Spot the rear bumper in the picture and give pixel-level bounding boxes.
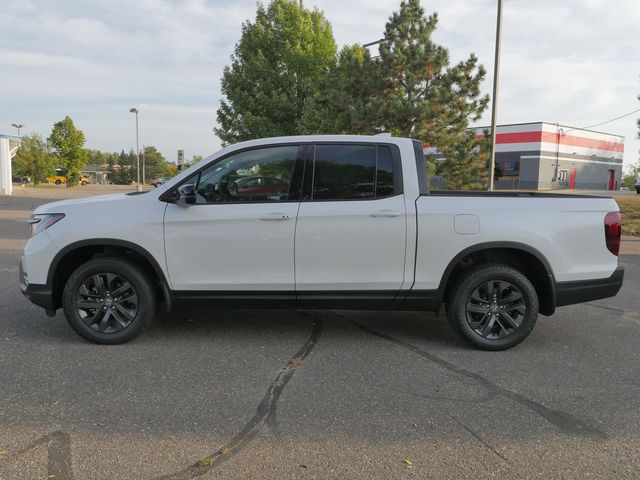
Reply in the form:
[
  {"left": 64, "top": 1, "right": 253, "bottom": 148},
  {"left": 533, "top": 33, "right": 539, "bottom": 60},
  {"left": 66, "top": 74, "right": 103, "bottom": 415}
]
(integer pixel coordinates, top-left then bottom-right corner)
[{"left": 555, "top": 266, "right": 624, "bottom": 307}]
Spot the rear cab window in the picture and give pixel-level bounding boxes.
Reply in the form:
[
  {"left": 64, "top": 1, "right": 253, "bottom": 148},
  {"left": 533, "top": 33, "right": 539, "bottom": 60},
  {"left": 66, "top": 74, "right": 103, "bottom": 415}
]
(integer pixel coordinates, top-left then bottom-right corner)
[{"left": 303, "top": 143, "right": 403, "bottom": 201}]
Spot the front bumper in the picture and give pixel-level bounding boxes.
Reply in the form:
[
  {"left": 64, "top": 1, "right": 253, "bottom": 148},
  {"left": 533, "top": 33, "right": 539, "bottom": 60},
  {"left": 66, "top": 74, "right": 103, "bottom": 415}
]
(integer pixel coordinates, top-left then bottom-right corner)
[
  {"left": 19, "top": 257, "right": 55, "bottom": 312},
  {"left": 555, "top": 266, "right": 625, "bottom": 307}
]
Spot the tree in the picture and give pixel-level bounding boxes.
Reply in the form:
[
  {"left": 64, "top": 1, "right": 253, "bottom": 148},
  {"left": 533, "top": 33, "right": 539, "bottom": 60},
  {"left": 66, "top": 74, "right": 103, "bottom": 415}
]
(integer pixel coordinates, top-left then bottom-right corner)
[
  {"left": 12, "top": 134, "right": 56, "bottom": 185},
  {"left": 48, "top": 116, "right": 88, "bottom": 186},
  {"left": 215, "top": 0, "right": 337, "bottom": 145},
  {"left": 164, "top": 162, "right": 178, "bottom": 178},
  {"left": 109, "top": 149, "right": 135, "bottom": 185},
  {"left": 300, "top": 44, "right": 381, "bottom": 134},
  {"left": 305, "top": 0, "right": 490, "bottom": 189},
  {"left": 143, "top": 146, "right": 166, "bottom": 181},
  {"left": 375, "top": 0, "right": 489, "bottom": 187}
]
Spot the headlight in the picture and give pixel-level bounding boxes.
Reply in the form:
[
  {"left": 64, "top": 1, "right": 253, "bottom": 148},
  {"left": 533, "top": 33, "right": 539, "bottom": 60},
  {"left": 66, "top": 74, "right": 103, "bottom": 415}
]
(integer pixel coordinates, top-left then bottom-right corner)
[{"left": 28, "top": 213, "right": 65, "bottom": 237}]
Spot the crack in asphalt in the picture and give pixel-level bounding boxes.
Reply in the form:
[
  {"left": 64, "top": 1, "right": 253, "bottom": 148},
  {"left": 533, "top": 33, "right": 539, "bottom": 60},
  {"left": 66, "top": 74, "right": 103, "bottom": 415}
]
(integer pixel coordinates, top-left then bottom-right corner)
[
  {"left": 152, "top": 316, "right": 324, "bottom": 480},
  {"left": 348, "top": 319, "right": 608, "bottom": 442},
  {"left": 450, "top": 416, "right": 510, "bottom": 463},
  {"left": 9, "top": 431, "right": 75, "bottom": 480},
  {"left": 586, "top": 302, "right": 640, "bottom": 321}
]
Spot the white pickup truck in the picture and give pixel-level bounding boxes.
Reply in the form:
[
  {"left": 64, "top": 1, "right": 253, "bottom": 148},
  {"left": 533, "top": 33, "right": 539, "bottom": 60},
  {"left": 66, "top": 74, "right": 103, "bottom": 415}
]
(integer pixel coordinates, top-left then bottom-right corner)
[{"left": 20, "top": 135, "right": 624, "bottom": 350}]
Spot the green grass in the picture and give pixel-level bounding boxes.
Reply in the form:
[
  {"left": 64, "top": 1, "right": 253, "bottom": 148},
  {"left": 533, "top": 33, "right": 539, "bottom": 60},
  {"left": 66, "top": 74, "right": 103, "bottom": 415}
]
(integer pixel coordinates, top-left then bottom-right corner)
[{"left": 615, "top": 195, "right": 640, "bottom": 236}]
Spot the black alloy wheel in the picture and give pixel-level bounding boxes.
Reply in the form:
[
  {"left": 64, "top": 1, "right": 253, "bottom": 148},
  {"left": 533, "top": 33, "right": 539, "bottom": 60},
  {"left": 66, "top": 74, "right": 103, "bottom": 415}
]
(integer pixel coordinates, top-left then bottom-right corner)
[
  {"left": 465, "top": 280, "right": 526, "bottom": 340},
  {"left": 62, "top": 257, "right": 156, "bottom": 344},
  {"left": 447, "top": 264, "right": 539, "bottom": 351},
  {"left": 75, "top": 273, "right": 139, "bottom": 333}
]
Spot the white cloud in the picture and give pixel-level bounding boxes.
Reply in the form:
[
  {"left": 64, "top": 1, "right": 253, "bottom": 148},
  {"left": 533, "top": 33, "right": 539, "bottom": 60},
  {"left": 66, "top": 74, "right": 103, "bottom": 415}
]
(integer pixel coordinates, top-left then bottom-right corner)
[{"left": 1, "top": 0, "right": 638, "bottom": 168}]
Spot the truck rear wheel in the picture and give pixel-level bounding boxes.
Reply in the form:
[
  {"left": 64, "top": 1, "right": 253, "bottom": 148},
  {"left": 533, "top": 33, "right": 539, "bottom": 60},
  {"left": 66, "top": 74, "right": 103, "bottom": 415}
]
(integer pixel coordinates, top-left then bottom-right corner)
[
  {"left": 62, "top": 257, "right": 157, "bottom": 344},
  {"left": 446, "top": 264, "right": 539, "bottom": 351}
]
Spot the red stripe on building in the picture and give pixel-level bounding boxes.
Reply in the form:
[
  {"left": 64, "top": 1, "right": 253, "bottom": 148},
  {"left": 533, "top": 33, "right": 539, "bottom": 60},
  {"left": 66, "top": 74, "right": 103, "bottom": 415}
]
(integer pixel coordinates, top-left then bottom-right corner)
[
  {"left": 473, "top": 130, "right": 623, "bottom": 152},
  {"left": 539, "top": 132, "right": 624, "bottom": 152}
]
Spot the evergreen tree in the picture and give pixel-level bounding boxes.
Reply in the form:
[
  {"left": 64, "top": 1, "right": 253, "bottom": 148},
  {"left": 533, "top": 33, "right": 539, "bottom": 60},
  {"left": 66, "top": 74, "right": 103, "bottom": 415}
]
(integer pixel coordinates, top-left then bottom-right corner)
[
  {"left": 47, "top": 116, "right": 88, "bottom": 186},
  {"left": 375, "top": 0, "right": 488, "bottom": 181},
  {"left": 215, "top": 0, "right": 337, "bottom": 144}
]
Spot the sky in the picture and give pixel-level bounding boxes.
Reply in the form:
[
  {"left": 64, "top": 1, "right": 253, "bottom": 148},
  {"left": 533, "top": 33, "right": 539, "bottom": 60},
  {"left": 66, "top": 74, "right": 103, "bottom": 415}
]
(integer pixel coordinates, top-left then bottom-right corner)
[{"left": 1, "top": 0, "right": 639, "bottom": 169}]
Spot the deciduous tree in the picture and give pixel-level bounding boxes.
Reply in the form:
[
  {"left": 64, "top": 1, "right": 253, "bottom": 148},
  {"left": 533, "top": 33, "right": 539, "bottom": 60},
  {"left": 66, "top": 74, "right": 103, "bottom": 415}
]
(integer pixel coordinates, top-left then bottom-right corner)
[
  {"left": 215, "top": 0, "right": 336, "bottom": 144},
  {"left": 12, "top": 134, "right": 56, "bottom": 185},
  {"left": 47, "top": 116, "right": 88, "bottom": 186}
]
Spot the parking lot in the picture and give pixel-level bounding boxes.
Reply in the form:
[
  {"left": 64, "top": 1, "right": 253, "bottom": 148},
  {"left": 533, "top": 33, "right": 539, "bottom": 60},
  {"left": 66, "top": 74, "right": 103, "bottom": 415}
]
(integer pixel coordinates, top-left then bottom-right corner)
[{"left": 1, "top": 187, "right": 639, "bottom": 479}]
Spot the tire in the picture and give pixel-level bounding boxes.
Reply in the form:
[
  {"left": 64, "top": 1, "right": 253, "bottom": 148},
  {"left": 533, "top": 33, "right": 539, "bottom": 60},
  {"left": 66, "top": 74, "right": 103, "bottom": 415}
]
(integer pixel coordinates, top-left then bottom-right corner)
[
  {"left": 81, "top": 181, "right": 87, "bottom": 186},
  {"left": 55, "top": 179, "right": 62, "bottom": 185},
  {"left": 62, "top": 257, "right": 157, "bottom": 344},
  {"left": 446, "top": 264, "right": 539, "bottom": 351}
]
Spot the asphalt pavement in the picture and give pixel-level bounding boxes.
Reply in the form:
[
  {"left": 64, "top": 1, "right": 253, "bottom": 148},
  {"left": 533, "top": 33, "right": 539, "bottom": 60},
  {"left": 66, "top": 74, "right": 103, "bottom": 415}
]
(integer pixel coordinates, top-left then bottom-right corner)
[{"left": 1, "top": 191, "right": 639, "bottom": 479}]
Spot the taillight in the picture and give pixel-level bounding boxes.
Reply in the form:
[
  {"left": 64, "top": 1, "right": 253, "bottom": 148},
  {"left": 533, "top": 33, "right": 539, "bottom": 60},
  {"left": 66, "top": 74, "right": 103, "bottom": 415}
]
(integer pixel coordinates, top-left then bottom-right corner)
[{"left": 604, "top": 212, "right": 621, "bottom": 256}]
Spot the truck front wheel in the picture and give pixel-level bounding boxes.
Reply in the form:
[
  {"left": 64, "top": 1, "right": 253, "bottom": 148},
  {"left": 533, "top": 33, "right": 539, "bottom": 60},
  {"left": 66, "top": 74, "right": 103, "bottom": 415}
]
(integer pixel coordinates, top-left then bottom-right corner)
[
  {"left": 62, "top": 257, "right": 157, "bottom": 344},
  {"left": 447, "top": 264, "right": 539, "bottom": 351}
]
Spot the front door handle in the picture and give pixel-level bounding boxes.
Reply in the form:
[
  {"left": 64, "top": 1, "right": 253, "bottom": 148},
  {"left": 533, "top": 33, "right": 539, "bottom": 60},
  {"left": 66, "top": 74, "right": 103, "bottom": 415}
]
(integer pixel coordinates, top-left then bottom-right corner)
[
  {"left": 369, "top": 210, "right": 402, "bottom": 218},
  {"left": 260, "top": 213, "right": 292, "bottom": 221}
]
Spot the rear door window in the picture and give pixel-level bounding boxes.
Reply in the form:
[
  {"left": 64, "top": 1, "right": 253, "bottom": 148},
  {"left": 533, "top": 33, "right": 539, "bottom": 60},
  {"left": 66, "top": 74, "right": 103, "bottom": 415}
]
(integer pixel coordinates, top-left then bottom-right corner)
[{"left": 307, "top": 144, "right": 401, "bottom": 201}]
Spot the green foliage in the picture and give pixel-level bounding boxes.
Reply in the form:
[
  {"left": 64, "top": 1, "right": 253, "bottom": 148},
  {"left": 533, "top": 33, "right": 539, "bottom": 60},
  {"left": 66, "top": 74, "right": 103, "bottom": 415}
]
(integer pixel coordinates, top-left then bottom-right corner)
[
  {"left": 623, "top": 161, "right": 640, "bottom": 190},
  {"left": 164, "top": 162, "right": 178, "bottom": 178},
  {"left": 106, "top": 149, "right": 136, "bottom": 185},
  {"left": 143, "top": 146, "right": 166, "bottom": 182},
  {"left": 12, "top": 133, "right": 56, "bottom": 185},
  {"left": 434, "top": 131, "right": 490, "bottom": 189},
  {"left": 320, "top": 0, "right": 489, "bottom": 189},
  {"left": 374, "top": 0, "right": 489, "bottom": 189},
  {"left": 215, "top": 0, "right": 337, "bottom": 144},
  {"left": 300, "top": 44, "right": 381, "bottom": 134},
  {"left": 48, "top": 116, "right": 88, "bottom": 186}
]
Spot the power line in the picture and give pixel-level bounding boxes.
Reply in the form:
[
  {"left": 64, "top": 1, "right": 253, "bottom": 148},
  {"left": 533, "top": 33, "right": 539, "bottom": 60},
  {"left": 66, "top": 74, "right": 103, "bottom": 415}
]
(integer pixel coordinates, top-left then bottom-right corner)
[{"left": 580, "top": 107, "right": 640, "bottom": 130}]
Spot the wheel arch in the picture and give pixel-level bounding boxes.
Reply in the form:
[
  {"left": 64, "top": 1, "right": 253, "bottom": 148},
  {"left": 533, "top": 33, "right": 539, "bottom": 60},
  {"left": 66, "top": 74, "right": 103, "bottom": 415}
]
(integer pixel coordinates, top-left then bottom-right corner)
[
  {"left": 438, "top": 242, "right": 556, "bottom": 316},
  {"left": 47, "top": 239, "right": 173, "bottom": 311}
]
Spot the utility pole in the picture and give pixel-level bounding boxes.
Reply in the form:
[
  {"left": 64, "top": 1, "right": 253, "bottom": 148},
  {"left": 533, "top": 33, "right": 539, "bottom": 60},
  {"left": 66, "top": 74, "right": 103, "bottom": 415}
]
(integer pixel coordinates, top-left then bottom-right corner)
[
  {"left": 488, "top": 0, "right": 503, "bottom": 191},
  {"left": 11, "top": 123, "right": 25, "bottom": 137},
  {"left": 129, "top": 108, "right": 142, "bottom": 191}
]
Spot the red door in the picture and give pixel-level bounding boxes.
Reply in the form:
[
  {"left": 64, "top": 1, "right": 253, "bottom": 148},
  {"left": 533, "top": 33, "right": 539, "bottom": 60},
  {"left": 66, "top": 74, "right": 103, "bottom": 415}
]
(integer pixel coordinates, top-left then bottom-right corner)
[
  {"left": 569, "top": 169, "right": 576, "bottom": 189},
  {"left": 608, "top": 170, "right": 615, "bottom": 191}
]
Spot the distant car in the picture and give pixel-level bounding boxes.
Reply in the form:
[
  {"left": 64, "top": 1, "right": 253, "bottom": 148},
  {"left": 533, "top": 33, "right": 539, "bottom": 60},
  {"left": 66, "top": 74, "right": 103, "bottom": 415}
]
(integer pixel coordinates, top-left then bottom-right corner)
[
  {"left": 12, "top": 175, "right": 30, "bottom": 184},
  {"left": 47, "top": 175, "right": 91, "bottom": 185},
  {"left": 635, "top": 177, "right": 640, "bottom": 194},
  {"left": 47, "top": 175, "right": 66, "bottom": 185},
  {"left": 620, "top": 186, "right": 629, "bottom": 191},
  {"left": 228, "top": 176, "right": 289, "bottom": 198},
  {"left": 153, "top": 177, "right": 171, "bottom": 188}
]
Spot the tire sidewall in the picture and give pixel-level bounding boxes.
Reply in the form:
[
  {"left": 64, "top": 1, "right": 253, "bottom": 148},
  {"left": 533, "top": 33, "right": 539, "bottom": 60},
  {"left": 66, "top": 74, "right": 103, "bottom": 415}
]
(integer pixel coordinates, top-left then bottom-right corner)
[
  {"left": 62, "top": 257, "right": 156, "bottom": 344},
  {"left": 448, "top": 265, "right": 539, "bottom": 351}
]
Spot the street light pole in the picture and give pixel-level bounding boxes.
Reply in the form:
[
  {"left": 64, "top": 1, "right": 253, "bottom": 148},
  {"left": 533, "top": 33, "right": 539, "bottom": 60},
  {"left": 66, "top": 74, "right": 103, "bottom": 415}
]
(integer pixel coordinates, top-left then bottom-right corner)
[
  {"left": 129, "top": 108, "right": 142, "bottom": 191},
  {"left": 11, "top": 123, "right": 25, "bottom": 137},
  {"left": 488, "top": 0, "right": 503, "bottom": 191}
]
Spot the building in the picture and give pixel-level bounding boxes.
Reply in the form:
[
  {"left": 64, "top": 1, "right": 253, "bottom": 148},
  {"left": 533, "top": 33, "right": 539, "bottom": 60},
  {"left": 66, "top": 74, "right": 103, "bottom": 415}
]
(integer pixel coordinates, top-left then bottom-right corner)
[
  {"left": 478, "top": 122, "right": 624, "bottom": 190},
  {"left": 0, "top": 133, "right": 22, "bottom": 195},
  {"left": 81, "top": 164, "right": 108, "bottom": 184}
]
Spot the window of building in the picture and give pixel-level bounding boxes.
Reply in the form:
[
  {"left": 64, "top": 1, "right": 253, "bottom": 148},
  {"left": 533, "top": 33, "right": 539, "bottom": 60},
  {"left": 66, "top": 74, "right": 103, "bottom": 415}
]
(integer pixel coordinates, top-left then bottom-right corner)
[{"left": 558, "top": 170, "right": 568, "bottom": 182}]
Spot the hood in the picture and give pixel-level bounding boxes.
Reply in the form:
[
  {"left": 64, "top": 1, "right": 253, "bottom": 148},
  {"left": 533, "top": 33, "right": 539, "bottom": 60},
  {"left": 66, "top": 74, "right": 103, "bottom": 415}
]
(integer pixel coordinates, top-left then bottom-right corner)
[{"left": 33, "top": 191, "right": 152, "bottom": 215}]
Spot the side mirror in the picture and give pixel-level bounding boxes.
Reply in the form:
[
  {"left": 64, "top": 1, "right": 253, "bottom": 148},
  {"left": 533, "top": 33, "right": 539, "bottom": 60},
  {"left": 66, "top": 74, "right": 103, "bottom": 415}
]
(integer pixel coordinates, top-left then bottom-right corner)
[{"left": 177, "top": 184, "right": 197, "bottom": 206}]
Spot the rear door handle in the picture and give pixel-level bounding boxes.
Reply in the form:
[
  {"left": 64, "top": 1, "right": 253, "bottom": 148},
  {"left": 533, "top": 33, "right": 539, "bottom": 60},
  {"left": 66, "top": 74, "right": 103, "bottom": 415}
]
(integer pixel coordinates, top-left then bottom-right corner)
[
  {"left": 260, "top": 213, "right": 292, "bottom": 221},
  {"left": 369, "top": 210, "right": 402, "bottom": 218}
]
